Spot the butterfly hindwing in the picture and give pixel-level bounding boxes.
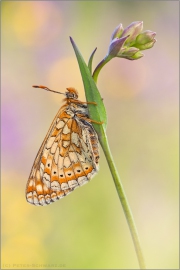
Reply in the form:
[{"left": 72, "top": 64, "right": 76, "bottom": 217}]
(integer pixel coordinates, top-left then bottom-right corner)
[{"left": 26, "top": 97, "right": 99, "bottom": 206}]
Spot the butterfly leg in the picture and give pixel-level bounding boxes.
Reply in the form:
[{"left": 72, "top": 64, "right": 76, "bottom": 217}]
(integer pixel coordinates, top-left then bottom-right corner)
[
  {"left": 88, "top": 118, "right": 104, "bottom": 125},
  {"left": 70, "top": 99, "right": 97, "bottom": 105},
  {"left": 77, "top": 114, "right": 103, "bottom": 125}
]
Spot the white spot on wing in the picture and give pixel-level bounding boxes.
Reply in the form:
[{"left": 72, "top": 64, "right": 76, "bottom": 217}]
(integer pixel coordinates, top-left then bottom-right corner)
[
  {"left": 51, "top": 141, "right": 58, "bottom": 154},
  {"left": 64, "top": 156, "right": 71, "bottom": 168},
  {"left": 63, "top": 124, "right": 70, "bottom": 134},
  {"left": 82, "top": 128, "right": 88, "bottom": 142},
  {"left": 69, "top": 152, "right": 78, "bottom": 163},
  {"left": 71, "top": 132, "right": 79, "bottom": 146},
  {"left": 43, "top": 173, "right": 50, "bottom": 188},
  {"left": 45, "top": 195, "right": 51, "bottom": 204},
  {"left": 56, "top": 120, "right": 65, "bottom": 129},
  {"left": 46, "top": 136, "right": 55, "bottom": 149},
  {"left": 58, "top": 155, "right": 64, "bottom": 169},
  {"left": 27, "top": 192, "right": 33, "bottom": 203},
  {"left": 69, "top": 145, "right": 74, "bottom": 151},
  {"left": 68, "top": 180, "right": 78, "bottom": 189},
  {"left": 36, "top": 170, "right": 41, "bottom": 180},
  {"left": 66, "top": 110, "right": 74, "bottom": 117},
  {"left": 63, "top": 140, "right": 70, "bottom": 148},
  {"left": 80, "top": 138, "right": 88, "bottom": 152},
  {"left": 51, "top": 192, "right": 58, "bottom": 201},
  {"left": 39, "top": 196, "right": 46, "bottom": 206},
  {"left": 36, "top": 184, "right": 43, "bottom": 192},
  {"left": 33, "top": 191, "right": 39, "bottom": 205},
  {"left": 28, "top": 179, "right": 34, "bottom": 187},
  {"left": 42, "top": 148, "right": 49, "bottom": 159},
  {"left": 51, "top": 181, "right": 61, "bottom": 191},
  {"left": 61, "top": 182, "right": 69, "bottom": 190},
  {"left": 40, "top": 163, "right": 44, "bottom": 177},
  {"left": 77, "top": 153, "right": 86, "bottom": 162}
]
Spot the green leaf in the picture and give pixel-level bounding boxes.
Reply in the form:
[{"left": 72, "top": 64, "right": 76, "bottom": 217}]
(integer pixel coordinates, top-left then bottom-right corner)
[
  {"left": 70, "top": 37, "right": 107, "bottom": 135},
  {"left": 88, "top": 47, "right": 97, "bottom": 74}
]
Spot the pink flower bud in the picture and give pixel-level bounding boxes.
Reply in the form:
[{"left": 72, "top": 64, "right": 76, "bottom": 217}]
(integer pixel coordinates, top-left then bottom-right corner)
[
  {"left": 108, "top": 36, "right": 129, "bottom": 57},
  {"left": 121, "top": 21, "right": 143, "bottom": 44},
  {"left": 111, "top": 24, "right": 124, "bottom": 40}
]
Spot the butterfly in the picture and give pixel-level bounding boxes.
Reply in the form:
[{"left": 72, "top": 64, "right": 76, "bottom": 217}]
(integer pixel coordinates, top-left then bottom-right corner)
[{"left": 26, "top": 85, "right": 102, "bottom": 206}]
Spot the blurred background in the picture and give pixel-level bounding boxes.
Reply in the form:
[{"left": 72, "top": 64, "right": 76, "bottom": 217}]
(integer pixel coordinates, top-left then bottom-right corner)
[{"left": 1, "top": 1, "right": 179, "bottom": 269}]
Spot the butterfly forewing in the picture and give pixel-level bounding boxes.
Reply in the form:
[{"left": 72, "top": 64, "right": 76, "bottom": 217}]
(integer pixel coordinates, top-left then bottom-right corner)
[{"left": 26, "top": 89, "right": 99, "bottom": 206}]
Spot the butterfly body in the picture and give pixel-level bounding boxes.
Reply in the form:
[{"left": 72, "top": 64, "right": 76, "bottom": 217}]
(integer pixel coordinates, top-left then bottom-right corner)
[{"left": 26, "top": 87, "right": 100, "bottom": 206}]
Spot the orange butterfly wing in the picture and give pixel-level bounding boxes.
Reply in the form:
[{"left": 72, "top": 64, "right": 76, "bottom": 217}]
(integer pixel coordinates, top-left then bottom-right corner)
[{"left": 26, "top": 105, "right": 99, "bottom": 206}]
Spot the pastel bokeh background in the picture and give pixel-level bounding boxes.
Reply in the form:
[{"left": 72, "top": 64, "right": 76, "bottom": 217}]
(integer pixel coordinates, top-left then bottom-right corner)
[{"left": 1, "top": 1, "right": 179, "bottom": 269}]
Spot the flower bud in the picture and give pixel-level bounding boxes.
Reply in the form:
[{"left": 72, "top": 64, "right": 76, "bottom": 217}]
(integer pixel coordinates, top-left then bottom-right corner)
[
  {"left": 121, "top": 21, "right": 143, "bottom": 44},
  {"left": 111, "top": 23, "right": 124, "bottom": 40},
  {"left": 135, "top": 39, "right": 156, "bottom": 50},
  {"left": 136, "top": 30, "right": 156, "bottom": 45},
  {"left": 108, "top": 36, "right": 129, "bottom": 58},
  {"left": 119, "top": 47, "right": 140, "bottom": 57},
  {"left": 127, "top": 51, "right": 144, "bottom": 60},
  {"left": 106, "top": 21, "right": 156, "bottom": 61}
]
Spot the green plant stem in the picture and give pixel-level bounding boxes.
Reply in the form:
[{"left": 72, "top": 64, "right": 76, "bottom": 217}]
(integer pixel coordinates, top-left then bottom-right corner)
[
  {"left": 99, "top": 128, "right": 146, "bottom": 269},
  {"left": 92, "top": 55, "right": 112, "bottom": 83},
  {"left": 70, "top": 36, "right": 146, "bottom": 268}
]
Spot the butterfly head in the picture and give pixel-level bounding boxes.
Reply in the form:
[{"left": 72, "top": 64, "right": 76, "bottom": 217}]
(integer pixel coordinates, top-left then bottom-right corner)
[{"left": 66, "top": 87, "right": 78, "bottom": 100}]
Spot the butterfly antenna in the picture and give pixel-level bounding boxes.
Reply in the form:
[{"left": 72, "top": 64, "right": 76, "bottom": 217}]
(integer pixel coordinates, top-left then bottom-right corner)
[{"left": 32, "top": 85, "right": 65, "bottom": 95}]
